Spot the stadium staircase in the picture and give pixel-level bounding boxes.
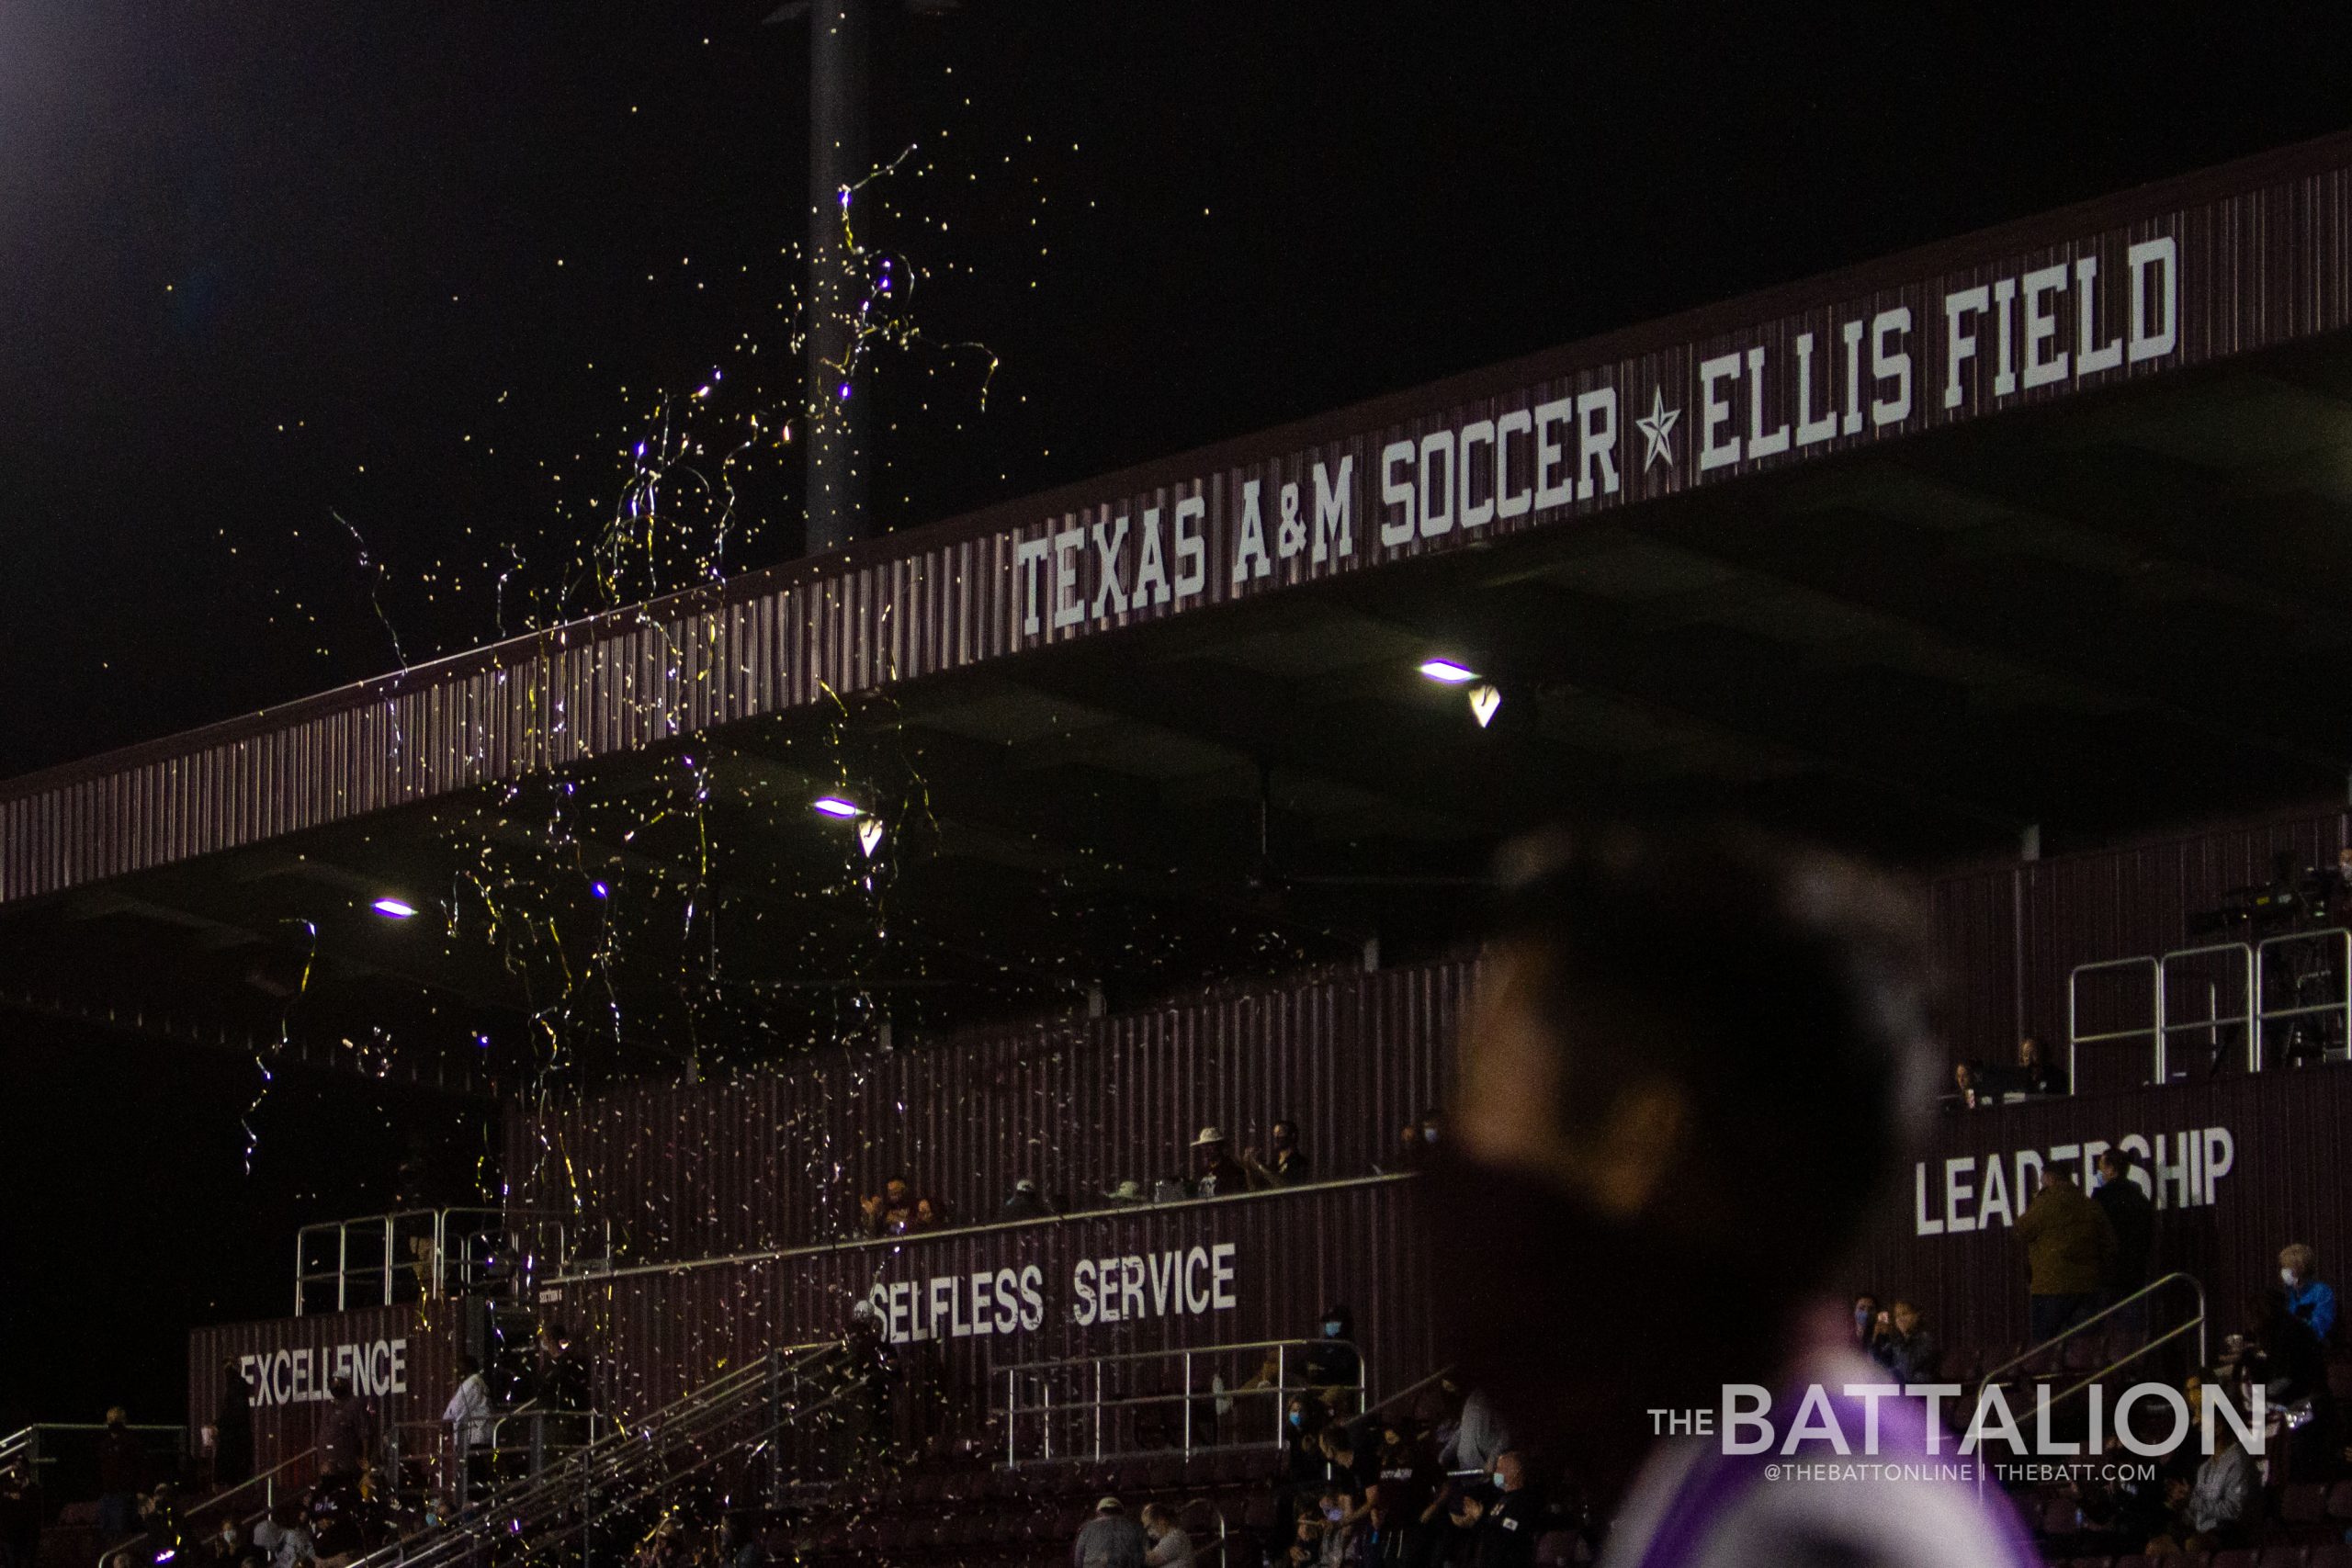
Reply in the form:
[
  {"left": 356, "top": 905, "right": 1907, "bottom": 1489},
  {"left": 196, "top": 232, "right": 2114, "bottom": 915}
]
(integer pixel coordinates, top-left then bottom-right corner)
[{"left": 354, "top": 1343, "right": 854, "bottom": 1568}]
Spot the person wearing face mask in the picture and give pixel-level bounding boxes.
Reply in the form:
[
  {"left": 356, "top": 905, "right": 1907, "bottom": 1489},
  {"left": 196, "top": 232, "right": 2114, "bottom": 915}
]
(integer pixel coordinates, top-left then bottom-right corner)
[
  {"left": 1140, "top": 1504, "right": 1193, "bottom": 1568},
  {"left": 2278, "top": 1243, "right": 2337, "bottom": 1340},
  {"left": 1285, "top": 1394, "right": 1336, "bottom": 1485},
  {"left": 1474, "top": 1453, "right": 1543, "bottom": 1568},
  {"left": 1305, "top": 1307, "right": 1363, "bottom": 1412},
  {"left": 1423, "top": 821, "right": 2040, "bottom": 1568},
  {"left": 1242, "top": 1118, "right": 1310, "bottom": 1188},
  {"left": 1396, "top": 1111, "right": 1443, "bottom": 1172},
  {"left": 1365, "top": 1420, "right": 1437, "bottom": 1552},
  {"left": 1848, "top": 1292, "right": 1881, "bottom": 1349}
]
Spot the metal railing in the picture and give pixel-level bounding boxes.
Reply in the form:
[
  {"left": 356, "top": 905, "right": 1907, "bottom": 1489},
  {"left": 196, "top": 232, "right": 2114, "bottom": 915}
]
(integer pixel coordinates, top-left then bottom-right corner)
[
  {"left": 0, "top": 1423, "right": 187, "bottom": 1493},
  {"left": 353, "top": 1340, "right": 842, "bottom": 1568},
  {"left": 2067, "top": 954, "right": 2158, "bottom": 1094},
  {"left": 2069, "top": 931, "right": 2352, "bottom": 1089},
  {"left": 295, "top": 1208, "right": 606, "bottom": 1315},
  {"left": 2256, "top": 929, "right": 2352, "bottom": 1070},
  {"left": 1974, "top": 1271, "right": 2208, "bottom": 1421},
  {"left": 96, "top": 1447, "right": 319, "bottom": 1568},
  {"left": 2157, "top": 942, "right": 2255, "bottom": 1080},
  {"left": 994, "top": 1337, "right": 1367, "bottom": 1467},
  {"left": 1365, "top": 1364, "right": 1454, "bottom": 1424}
]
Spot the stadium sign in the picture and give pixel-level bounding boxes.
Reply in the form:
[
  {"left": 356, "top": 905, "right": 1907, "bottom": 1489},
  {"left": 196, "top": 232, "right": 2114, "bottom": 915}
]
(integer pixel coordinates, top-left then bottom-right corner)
[
  {"left": 237, "top": 1334, "right": 411, "bottom": 1407},
  {"left": 1012, "top": 221, "right": 2181, "bottom": 643},
  {"left": 858, "top": 1242, "right": 1244, "bottom": 1346},
  {"left": 1912, "top": 1122, "right": 2233, "bottom": 1236}
]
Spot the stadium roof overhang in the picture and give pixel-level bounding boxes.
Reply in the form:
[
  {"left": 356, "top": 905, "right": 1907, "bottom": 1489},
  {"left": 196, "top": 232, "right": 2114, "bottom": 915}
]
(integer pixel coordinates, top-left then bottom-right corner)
[{"left": 12, "top": 132, "right": 2352, "bottom": 1093}]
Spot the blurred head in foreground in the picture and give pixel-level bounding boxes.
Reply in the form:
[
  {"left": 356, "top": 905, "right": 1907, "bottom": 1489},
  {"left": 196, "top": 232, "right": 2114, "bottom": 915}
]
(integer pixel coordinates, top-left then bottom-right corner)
[{"left": 1424, "top": 820, "right": 1933, "bottom": 1492}]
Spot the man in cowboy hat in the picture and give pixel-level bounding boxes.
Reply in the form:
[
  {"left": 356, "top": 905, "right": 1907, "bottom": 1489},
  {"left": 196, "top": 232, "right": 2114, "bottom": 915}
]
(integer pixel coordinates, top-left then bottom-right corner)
[{"left": 1187, "top": 1127, "right": 1250, "bottom": 1197}]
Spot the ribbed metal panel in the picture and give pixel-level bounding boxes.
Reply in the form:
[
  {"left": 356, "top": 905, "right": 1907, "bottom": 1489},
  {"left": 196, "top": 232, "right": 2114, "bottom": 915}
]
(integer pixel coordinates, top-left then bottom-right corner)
[
  {"left": 1856, "top": 1062, "right": 2352, "bottom": 1356},
  {"left": 187, "top": 1303, "right": 459, "bottom": 1484},
  {"left": 1929, "top": 805, "right": 2352, "bottom": 1088},
  {"left": 551, "top": 1177, "right": 1431, "bottom": 1429},
  {"left": 508, "top": 959, "right": 1469, "bottom": 1267},
  {"left": 14, "top": 137, "right": 2352, "bottom": 901}
]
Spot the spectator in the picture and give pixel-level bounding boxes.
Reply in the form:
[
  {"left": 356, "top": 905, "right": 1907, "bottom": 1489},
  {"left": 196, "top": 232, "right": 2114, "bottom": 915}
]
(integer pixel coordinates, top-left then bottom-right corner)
[
  {"left": 1871, "top": 1301, "right": 1939, "bottom": 1385},
  {"left": 1423, "top": 823, "right": 2038, "bottom": 1568},
  {"left": 2014, "top": 1034, "right": 2067, "bottom": 1096},
  {"left": 1951, "top": 1060, "right": 1992, "bottom": 1110},
  {"left": 1284, "top": 1506, "right": 1333, "bottom": 1568},
  {"left": 841, "top": 1300, "right": 894, "bottom": 1461},
  {"left": 1002, "top": 1178, "right": 1050, "bottom": 1220},
  {"left": 2173, "top": 1393, "right": 2257, "bottom": 1552},
  {"left": 315, "top": 1376, "right": 375, "bottom": 1485},
  {"left": 250, "top": 1502, "right": 310, "bottom": 1568},
  {"left": 1140, "top": 1503, "right": 1193, "bottom": 1568},
  {"left": 214, "top": 1362, "right": 254, "bottom": 1490},
  {"left": 1073, "top": 1497, "right": 1148, "bottom": 1568},
  {"left": 910, "top": 1197, "right": 943, "bottom": 1231},
  {"left": 1317, "top": 1426, "right": 1381, "bottom": 1506},
  {"left": 1438, "top": 1389, "right": 1510, "bottom": 1477},
  {"left": 719, "top": 1514, "right": 764, "bottom": 1568},
  {"left": 1409, "top": 1371, "right": 1463, "bottom": 1447},
  {"left": 1394, "top": 1111, "right": 1442, "bottom": 1172},
  {"left": 1306, "top": 1307, "right": 1363, "bottom": 1409},
  {"left": 2067, "top": 1433, "right": 2173, "bottom": 1553},
  {"left": 1241, "top": 1119, "right": 1309, "bottom": 1189},
  {"left": 2093, "top": 1150, "right": 2155, "bottom": 1314},
  {"left": 860, "top": 1178, "right": 920, "bottom": 1236},
  {"left": 443, "top": 1354, "right": 493, "bottom": 1497},
  {"left": 406, "top": 1234, "right": 444, "bottom": 1302},
  {"left": 2018, "top": 1163, "right": 2115, "bottom": 1343},
  {"left": 2232, "top": 1286, "right": 2335, "bottom": 1473},
  {"left": 535, "top": 1321, "right": 594, "bottom": 1452},
  {"left": 302, "top": 1474, "right": 369, "bottom": 1565},
  {"left": 94, "top": 1408, "right": 144, "bottom": 1540},
  {"left": 1102, "top": 1179, "right": 1148, "bottom": 1206},
  {"left": 1187, "top": 1128, "right": 1250, "bottom": 1197},
  {"left": 1849, "top": 1292, "right": 1881, "bottom": 1349},
  {"left": 1367, "top": 1419, "right": 1436, "bottom": 1541},
  {"left": 1354, "top": 1499, "right": 1411, "bottom": 1568},
  {"left": 137, "top": 1483, "right": 190, "bottom": 1566},
  {"left": 1477, "top": 1452, "right": 1543, "bottom": 1568},
  {"left": 632, "top": 1517, "right": 690, "bottom": 1568},
  {"left": 1444, "top": 1493, "right": 1487, "bottom": 1568},
  {"left": 2278, "top": 1242, "right": 2337, "bottom": 1340},
  {"left": 537, "top": 1321, "right": 593, "bottom": 1411},
  {"left": 0, "top": 1461, "right": 40, "bottom": 1568}
]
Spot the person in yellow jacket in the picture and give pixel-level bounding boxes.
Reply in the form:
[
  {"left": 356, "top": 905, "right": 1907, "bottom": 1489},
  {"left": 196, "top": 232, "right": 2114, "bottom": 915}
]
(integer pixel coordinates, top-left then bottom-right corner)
[{"left": 2017, "top": 1164, "right": 2117, "bottom": 1343}]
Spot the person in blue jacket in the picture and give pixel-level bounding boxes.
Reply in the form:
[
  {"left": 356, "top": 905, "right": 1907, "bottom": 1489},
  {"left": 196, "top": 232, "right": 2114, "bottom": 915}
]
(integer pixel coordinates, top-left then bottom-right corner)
[{"left": 2279, "top": 1243, "right": 2336, "bottom": 1340}]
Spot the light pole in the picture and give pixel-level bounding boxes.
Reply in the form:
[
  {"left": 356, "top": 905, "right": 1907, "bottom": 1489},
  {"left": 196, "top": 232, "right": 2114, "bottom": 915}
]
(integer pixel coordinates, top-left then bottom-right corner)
[
  {"left": 770, "top": 0, "right": 963, "bottom": 557},
  {"left": 803, "top": 0, "right": 865, "bottom": 558}
]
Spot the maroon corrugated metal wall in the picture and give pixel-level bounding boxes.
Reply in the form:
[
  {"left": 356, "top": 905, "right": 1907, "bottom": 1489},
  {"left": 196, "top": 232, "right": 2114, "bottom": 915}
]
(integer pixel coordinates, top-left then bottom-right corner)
[
  {"left": 1855, "top": 1062, "right": 2352, "bottom": 1358},
  {"left": 505, "top": 961, "right": 1467, "bottom": 1266},
  {"left": 1932, "top": 805, "right": 2352, "bottom": 1089},
  {"left": 552, "top": 1179, "right": 1430, "bottom": 1433},
  {"left": 190, "top": 805, "right": 2352, "bottom": 1451},
  {"left": 188, "top": 1304, "right": 461, "bottom": 1484},
  {"left": 23, "top": 134, "right": 2352, "bottom": 907}
]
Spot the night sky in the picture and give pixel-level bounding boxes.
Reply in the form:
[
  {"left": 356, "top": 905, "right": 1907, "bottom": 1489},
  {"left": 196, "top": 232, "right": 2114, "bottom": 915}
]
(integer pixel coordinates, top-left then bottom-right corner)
[{"left": 4, "top": 0, "right": 2351, "bottom": 1431}]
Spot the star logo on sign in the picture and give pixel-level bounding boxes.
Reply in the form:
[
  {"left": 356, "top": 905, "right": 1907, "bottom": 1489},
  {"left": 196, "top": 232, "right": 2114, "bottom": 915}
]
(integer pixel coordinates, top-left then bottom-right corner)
[{"left": 1635, "top": 388, "right": 1682, "bottom": 470}]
